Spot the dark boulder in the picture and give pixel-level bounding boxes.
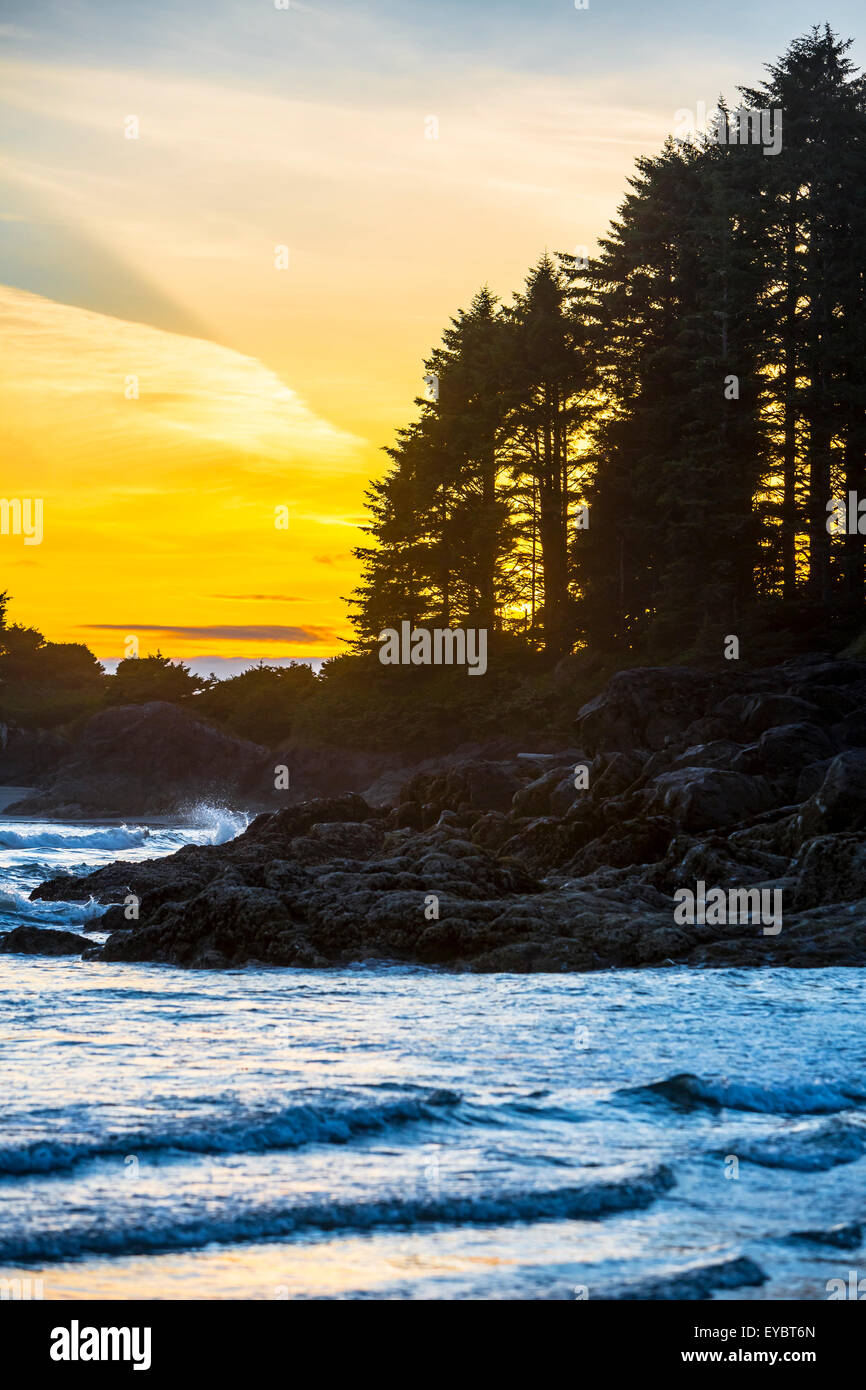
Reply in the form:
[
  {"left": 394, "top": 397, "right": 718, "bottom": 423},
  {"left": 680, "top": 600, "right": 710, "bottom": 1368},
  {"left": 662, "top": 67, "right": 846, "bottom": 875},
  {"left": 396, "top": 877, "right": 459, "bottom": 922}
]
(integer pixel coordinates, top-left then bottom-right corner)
[
  {"left": 0, "top": 925, "right": 91, "bottom": 955},
  {"left": 795, "top": 750, "right": 866, "bottom": 840},
  {"left": 647, "top": 767, "right": 774, "bottom": 831},
  {"left": 792, "top": 834, "right": 866, "bottom": 909},
  {"left": 733, "top": 722, "right": 834, "bottom": 780},
  {"left": 400, "top": 759, "right": 523, "bottom": 817},
  {"left": 512, "top": 764, "right": 574, "bottom": 818},
  {"left": 574, "top": 668, "right": 721, "bottom": 754},
  {"left": 740, "top": 693, "right": 822, "bottom": 737}
]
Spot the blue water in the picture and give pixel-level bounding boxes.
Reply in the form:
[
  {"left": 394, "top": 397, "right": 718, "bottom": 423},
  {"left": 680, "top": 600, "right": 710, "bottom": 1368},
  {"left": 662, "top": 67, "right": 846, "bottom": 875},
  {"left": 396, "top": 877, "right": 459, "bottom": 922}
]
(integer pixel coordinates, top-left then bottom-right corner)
[{"left": 0, "top": 811, "right": 864, "bottom": 1300}]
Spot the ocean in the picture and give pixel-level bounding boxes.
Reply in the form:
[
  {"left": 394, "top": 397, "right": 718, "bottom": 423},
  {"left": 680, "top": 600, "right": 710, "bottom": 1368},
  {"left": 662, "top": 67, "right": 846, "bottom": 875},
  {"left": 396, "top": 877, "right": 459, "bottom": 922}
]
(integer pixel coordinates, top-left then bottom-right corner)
[{"left": 0, "top": 811, "right": 863, "bottom": 1300}]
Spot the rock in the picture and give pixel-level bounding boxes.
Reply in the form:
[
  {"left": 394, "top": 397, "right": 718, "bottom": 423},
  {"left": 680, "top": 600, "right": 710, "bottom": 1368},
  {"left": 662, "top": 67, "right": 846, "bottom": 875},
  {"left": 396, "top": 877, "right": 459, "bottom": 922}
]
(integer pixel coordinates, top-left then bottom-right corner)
[
  {"left": 401, "top": 759, "right": 523, "bottom": 817},
  {"left": 645, "top": 832, "right": 788, "bottom": 896},
  {"left": 469, "top": 811, "right": 513, "bottom": 853},
  {"left": 832, "top": 712, "right": 866, "bottom": 749},
  {"left": 282, "top": 819, "right": 386, "bottom": 864},
  {"left": 0, "top": 724, "right": 72, "bottom": 783},
  {"left": 741, "top": 693, "right": 821, "bottom": 736},
  {"left": 647, "top": 767, "right": 773, "bottom": 831},
  {"left": 101, "top": 883, "right": 297, "bottom": 968},
  {"left": 394, "top": 800, "right": 423, "bottom": 829},
  {"left": 789, "top": 1223, "right": 862, "bottom": 1250},
  {"left": 24, "top": 654, "right": 866, "bottom": 974},
  {"left": 574, "top": 668, "right": 721, "bottom": 754},
  {"left": 795, "top": 750, "right": 866, "bottom": 840},
  {"left": 0, "top": 925, "right": 90, "bottom": 955},
  {"left": 565, "top": 816, "right": 674, "bottom": 875},
  {"left": 589, "top": 750, "right": 650, "bottom": 800},
  {"left": 792, "top": 834, "right": 866, "bottom": 908},
  {"left": 499, "top": 813, "right": 598, "bottom": 873},
  {"left": 7, "top": 702, "right": 272, "bottom": 817},
  {"left": 512, "top": 765, "right": 571, "bottom": 818},
  {"left": 550, "top": 772, "right": 586, "bottom": 817},
  {"left": 271, "top": 742, "right": 402, "bottom": 806},
  {"left": 786, "top": 657, "right": 866, "bottom": 687},
  {"left": 733, "top": 722, "right": 834, "bottom": 779},
  {"left": 796, "top": 758, "right": 835, "bottom": 801},
  {"left": 609, "top": 1255, "right": 767, "bottom": 1300}
]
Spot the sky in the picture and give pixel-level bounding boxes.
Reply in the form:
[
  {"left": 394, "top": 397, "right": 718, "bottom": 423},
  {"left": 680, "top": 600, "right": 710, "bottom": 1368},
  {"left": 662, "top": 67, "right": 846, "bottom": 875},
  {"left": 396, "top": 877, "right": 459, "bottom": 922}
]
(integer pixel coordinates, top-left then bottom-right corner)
[{"left": 1, "top": 0, "right": 864, "bottom": 671}]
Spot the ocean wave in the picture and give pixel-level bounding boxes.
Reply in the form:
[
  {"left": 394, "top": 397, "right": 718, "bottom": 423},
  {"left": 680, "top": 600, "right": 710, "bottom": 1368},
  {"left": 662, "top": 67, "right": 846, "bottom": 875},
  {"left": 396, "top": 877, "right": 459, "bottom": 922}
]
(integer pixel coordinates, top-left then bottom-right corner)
[
  {"left": 0, "top": 1090, "right": 463, "bottom": 1176},
  {"left": 604, "top": 1255, "right": 766, "bottom": 1301},
  {"left": 0, "top": 1165, "right": 675, "bottom": 1263},
  {"left": 0, "top": 884, "right": 104, "bottom": 927},
  {"left": 0, "top": 825, "right": 151, "bottom": 852},
  {"left": 623, "top": 1072, "right": 866, "bottom": 1115},
  {"left": 183, "top": 804, "right": 249, "bottom": 844},
  {"left": 721, "top": 1118, "right": 866, "bottom": 1171},
  {"left": 788, "top": 1222, "right": 863, "bottom": 1250}
]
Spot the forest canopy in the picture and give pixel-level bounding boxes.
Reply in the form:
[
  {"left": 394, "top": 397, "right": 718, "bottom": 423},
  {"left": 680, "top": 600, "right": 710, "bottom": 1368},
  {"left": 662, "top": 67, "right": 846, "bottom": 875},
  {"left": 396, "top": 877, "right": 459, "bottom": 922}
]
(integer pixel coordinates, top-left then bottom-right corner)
[{"left": 348, "top": 27, "right": 866, "bottom": 665}]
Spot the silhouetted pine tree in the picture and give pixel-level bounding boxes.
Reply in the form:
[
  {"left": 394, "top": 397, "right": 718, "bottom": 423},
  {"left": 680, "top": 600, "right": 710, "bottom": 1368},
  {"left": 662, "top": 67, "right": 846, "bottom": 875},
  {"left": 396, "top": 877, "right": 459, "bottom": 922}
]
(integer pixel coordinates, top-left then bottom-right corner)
[
  {"left": 500, "top": 255, "right": 596, "bottom": 655},
  {"left": 349, "top": 29, "right": 866, "bottom": 663},
  {"left": 740, "top": 27, "right": 866, "bottom": 608}
]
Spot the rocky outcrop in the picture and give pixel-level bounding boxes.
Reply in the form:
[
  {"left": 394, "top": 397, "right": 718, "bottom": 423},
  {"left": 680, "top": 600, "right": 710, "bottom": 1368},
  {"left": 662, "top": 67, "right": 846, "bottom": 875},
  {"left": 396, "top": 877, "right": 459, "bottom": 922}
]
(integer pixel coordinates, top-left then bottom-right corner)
[
  {"left": 4, "top": 702, "right": 534, "bottom": 821},
  {"left": 647, "top": 767, "right": 774, "bottom": 830},
  {"left": 0, "top": 723, "right": 71, "bottom": 784},
  {"left": 6, "top": 702, "right": 273, "bottom": 818},
  {"left": 0, "top": 925, "right": 93, "bottom": 955},
  {"left": 28, "top": 654, "right": 866, "bottom": 971}
]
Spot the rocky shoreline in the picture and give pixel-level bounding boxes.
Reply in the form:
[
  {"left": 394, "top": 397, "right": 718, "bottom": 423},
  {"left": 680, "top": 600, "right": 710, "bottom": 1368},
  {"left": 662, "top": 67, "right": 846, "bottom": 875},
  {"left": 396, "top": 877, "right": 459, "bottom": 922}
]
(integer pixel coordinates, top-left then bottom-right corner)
[{"left": 18, "top": 654, "right": 866, "bottom": 971}]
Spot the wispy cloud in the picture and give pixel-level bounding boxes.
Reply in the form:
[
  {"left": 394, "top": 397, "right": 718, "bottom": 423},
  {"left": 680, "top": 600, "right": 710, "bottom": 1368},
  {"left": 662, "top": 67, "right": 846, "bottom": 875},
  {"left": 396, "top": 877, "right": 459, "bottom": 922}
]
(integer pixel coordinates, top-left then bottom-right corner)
[
  {"left": 0, "top": 285, "right": 365, "bottom": 475},
  {"left": 84, "top": 623, "right": 338, "bottom": 643}
]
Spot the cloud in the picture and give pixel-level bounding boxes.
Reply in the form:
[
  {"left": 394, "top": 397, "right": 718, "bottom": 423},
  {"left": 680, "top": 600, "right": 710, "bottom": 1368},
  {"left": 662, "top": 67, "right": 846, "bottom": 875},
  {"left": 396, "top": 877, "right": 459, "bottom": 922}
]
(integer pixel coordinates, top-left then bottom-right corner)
[
  {"left": 314, "top": 552, "right": 354, "bottom": 566},
  {"left": 84, "top": 623, "right": 338, "bottom": 643},
  {"left": 0, "top": 49, "right": 678, "bottom": 447},
  {"left": 0, "top": 284, "right": 365, "bottom": 478},
  {"left": 0, "top": 285, "right": 368, "bottom": 660}
]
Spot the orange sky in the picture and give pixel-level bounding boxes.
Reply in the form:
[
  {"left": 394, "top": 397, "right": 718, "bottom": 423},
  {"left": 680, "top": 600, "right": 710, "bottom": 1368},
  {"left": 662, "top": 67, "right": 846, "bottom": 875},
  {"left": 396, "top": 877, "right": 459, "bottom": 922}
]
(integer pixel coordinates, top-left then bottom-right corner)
[{"left": 1, "top": 2, "right": 836, "bottom": 666}]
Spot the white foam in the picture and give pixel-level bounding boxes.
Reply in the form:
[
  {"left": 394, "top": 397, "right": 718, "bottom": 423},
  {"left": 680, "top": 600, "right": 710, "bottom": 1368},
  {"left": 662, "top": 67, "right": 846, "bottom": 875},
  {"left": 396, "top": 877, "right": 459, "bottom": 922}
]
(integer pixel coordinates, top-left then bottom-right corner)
[
  {"left": 184, "top": 804, "right": 249, "bottom": 845},
  {"left": 0, "top": 824, "right": 150, "bottom": 851}
]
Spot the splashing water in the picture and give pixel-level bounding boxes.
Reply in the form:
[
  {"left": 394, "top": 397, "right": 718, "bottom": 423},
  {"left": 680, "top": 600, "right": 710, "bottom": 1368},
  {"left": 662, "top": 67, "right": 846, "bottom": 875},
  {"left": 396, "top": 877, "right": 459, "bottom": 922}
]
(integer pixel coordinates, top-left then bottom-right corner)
[{"left": 184, "top": 803, "right": 250, "bottom": 844}]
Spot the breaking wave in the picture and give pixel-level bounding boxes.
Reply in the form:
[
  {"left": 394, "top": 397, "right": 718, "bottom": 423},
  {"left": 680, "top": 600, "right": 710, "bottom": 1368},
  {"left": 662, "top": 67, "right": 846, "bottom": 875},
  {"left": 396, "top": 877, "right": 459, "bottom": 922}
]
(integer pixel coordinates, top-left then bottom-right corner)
[
  {"left": 0, "top": 825, "right": 151, "bottom": 851},
  {"left": 0, "top": 1165, "right": 676, "bottom": 1263},
  {"left": 184, "top": 804, "right": 249, "bottom": 845},
  {"left": 0, "top": 1090, "right": 462, "bottom": 1177},
  {"left": 605, "top": 1255, "right": 766, "bottom": 1301},
  {"left": 721, "top": 1117, "right": 866, "bottom": 1171},
  {"left": 623, "top": 1072, "right": 866, "bottom": 1115}
]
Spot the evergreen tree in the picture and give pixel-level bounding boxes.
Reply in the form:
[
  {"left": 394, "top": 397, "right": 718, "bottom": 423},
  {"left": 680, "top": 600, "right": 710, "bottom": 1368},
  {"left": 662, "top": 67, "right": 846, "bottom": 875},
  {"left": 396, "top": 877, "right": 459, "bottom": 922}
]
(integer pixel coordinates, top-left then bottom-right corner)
[{"left": 349, "top": 29, "right": 866, "bottom": 665}]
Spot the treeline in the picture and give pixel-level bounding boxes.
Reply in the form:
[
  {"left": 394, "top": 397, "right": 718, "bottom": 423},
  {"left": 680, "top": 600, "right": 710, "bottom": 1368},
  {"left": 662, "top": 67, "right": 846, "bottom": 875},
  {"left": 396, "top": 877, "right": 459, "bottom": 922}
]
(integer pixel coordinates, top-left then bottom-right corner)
[
  {"left": 349, "top": 28, "right": 866, "bottom": 663},
  {"left": 0, "top": 595, "right": 318, "bottom": 739},
  {"left": 0, "top": 595, "right": 537, "bottom": 753}
]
